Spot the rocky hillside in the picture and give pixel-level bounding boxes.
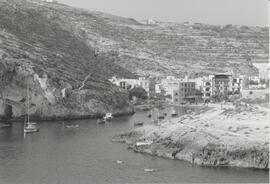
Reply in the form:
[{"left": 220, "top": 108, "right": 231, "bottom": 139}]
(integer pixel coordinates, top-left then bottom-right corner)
[
  {"left": 15, "top": 0, "right": 267, "bottom": 77},
  {"left": 0, "top": 0, "right": 268, "bottom": 120},
  {"left": 0, "top": 0, "right": 135, "bottom": 120},
  {"left": 113, "top": 103, "right": 269, "bottom": 169}
]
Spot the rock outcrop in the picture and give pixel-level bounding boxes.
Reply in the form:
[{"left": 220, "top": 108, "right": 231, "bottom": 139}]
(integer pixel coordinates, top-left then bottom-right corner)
[
  {"left": 113, "top": 104, "right": 269, "bottom": 169},
  {"left": 0, "top": 0, "right": 135, "bottom": 121}
]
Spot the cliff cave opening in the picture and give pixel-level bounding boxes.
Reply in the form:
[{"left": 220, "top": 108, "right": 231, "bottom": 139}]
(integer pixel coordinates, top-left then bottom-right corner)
[{"left": 3, "top": 104, "right": 13, "bottom": 122}]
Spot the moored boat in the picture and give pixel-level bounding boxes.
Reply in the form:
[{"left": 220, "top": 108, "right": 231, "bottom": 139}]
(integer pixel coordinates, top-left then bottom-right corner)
[
  {"left": 103, "top": 113, "right": 113, "bottom": 121},
  {"left": 24, "top": 84, "right": 39, "bottom": 134}
]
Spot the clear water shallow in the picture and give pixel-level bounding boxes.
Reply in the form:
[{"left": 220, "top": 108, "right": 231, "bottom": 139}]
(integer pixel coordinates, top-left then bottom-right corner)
[{"left": 0, "top": 107, "right": 268, "bottom": 184}]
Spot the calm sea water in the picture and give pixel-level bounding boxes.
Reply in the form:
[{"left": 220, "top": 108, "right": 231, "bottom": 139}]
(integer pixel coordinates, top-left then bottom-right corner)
[{"left": 0, "top": 106, "right": 268, "bottom": 184}]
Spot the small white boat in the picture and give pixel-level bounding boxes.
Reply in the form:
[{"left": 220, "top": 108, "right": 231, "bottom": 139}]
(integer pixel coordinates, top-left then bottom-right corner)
[
  {"left": 103, "top": 113, "right": 113, "bottom": 121},
  {"left": 135, "top": 141, "right": 152, "bottom": 146},
  {"left": 65, "top": 124, "right": 79, "bottom": 128},
  {"left": 24, "top": 84, "right": 39, "bottom": 134},
  {"left": 24, "top": 123, "right": 39, "bottom": 133},
  {"left": 144, "top": 168, "right": 158, "bottom": 172},
  {"left": 116, "top": 160, "right": 123, "bottom": 164}
]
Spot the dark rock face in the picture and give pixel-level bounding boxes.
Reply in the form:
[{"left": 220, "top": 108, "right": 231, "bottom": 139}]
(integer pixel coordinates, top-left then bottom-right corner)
[{"left": 0, "top": 0, "right": 134, "bottom": 121}]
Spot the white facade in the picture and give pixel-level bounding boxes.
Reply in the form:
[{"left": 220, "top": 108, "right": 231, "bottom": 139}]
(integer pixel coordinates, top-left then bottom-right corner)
[
  {"left": 231, "top": 78, "right": 243, "bottom": 94},
  {"left": 201, "top": 75, "right": 214, "bottom": 99},
  {"left": 159, "top": 76, "right": 181, "bottom": 97},
  {"left": 253, "top": 63, "right": 270, "bottom": 80}
]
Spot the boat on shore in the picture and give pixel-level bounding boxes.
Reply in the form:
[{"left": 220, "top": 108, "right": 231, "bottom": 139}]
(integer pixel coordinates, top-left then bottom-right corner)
[{"left": 135, "top": 141, "right": 152, "bottom": 146}]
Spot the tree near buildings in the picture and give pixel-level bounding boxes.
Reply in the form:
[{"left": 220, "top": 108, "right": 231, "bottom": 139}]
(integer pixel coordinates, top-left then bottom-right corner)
[{"left": 128, "top": 87, "right": 148, "bottom": 100}]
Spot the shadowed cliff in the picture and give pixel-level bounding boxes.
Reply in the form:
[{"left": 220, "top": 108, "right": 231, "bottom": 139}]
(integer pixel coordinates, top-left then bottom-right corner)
[{"left": 0, "top": 0, "right": 135, "bottom": 120}]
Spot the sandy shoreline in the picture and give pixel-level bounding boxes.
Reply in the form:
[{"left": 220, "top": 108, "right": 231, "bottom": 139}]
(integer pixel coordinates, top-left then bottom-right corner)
[{"left": 113, "top": 102, "right": 269, "bottom": 169}]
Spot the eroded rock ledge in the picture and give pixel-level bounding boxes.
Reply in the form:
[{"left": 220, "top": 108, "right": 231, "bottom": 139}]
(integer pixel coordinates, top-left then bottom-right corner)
[{"left": 113, "top": 105, "right": 269, "bottom": 169}]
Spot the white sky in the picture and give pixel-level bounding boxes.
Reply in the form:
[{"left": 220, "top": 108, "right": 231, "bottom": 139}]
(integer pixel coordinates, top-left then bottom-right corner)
[{"left": 57, "top": 0, "right": 269, "bottom": 26}]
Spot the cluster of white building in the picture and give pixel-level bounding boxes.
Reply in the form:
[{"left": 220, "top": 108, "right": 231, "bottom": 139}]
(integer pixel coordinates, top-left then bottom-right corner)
[{"left": 109, "top": 68, "right": 269, "bottom": 103}]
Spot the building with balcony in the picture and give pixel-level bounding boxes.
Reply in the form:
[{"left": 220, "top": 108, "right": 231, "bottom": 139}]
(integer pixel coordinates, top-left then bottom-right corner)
[
  {"left": 212, "top": 74, "right": 232, "bottom": 96},
  {"left": 231, "top": 78, "right": 243, "bottom": 94}
]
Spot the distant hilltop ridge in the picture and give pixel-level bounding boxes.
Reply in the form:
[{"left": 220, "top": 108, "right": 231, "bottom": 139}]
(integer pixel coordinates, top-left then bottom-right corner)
[
  {"left": 0, "top": 0, "right": 267, "bottom": 78},
  {"left": 26, "top": 0, "right": 58, "bottom": 3}
]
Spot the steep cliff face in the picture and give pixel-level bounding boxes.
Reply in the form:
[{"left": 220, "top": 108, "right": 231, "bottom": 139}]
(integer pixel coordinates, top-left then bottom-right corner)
[{"left": 0, "top": 0, "right": 134, "bottom": 120}]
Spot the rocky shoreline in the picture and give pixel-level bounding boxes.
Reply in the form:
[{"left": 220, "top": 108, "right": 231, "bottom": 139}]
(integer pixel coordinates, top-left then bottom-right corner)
[
  {"left": 0, "top": 110, "right": 135, "bottom": 123},
  {"left": 113, "top": 103, "right": 269, "bottom": 169}
]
